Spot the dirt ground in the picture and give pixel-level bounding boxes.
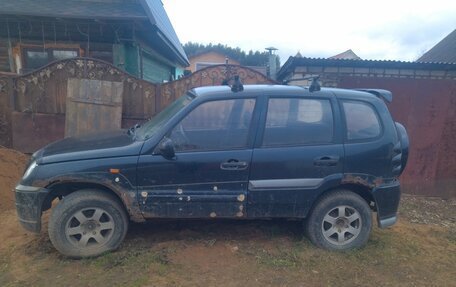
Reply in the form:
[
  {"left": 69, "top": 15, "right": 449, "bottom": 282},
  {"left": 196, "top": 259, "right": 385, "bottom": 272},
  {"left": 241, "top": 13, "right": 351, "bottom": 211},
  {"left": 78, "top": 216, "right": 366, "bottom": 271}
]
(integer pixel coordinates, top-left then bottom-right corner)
[{"left": 0, "top": 147, "right": 455, "bottom": 287}]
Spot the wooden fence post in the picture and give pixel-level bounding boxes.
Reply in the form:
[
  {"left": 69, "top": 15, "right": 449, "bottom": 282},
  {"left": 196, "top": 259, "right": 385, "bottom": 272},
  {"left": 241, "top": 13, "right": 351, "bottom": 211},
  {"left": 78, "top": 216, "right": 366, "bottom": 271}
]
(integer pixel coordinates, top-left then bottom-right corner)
[{"left": 0, "top": 76, "right": 14, "bottom": 148}]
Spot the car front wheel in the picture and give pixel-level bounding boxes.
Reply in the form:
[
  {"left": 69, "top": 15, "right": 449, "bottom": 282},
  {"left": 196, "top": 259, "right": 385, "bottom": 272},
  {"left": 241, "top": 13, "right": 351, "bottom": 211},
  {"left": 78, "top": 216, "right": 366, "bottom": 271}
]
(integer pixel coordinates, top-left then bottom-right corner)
[
  {"left": 305, "top": 190, "right": 372, "bottom": 250},
  {"left": 48, "top": 189, "right": 128, "bottom": 258}
]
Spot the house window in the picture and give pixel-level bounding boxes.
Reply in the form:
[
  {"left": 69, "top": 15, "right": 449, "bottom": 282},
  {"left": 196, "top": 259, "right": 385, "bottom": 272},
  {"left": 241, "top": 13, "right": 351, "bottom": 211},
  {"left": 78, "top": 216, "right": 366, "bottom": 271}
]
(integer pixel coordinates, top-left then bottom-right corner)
[
  {"left": 195, "top": 62, "right": 224, "bottom": 71},
  {"left": 22, "top": 47, "right": 79, "bottom": 72}
]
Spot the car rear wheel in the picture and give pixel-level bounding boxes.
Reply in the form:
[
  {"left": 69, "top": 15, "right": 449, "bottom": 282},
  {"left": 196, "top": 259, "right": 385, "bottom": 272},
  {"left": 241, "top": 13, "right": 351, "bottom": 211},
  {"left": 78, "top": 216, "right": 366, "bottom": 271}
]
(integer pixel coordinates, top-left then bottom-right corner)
[
  {"left": 48, "top": 189, "right": 128, "bottom": 258},
  {"left": 305, "top": 190, "right": 372, "bottom": 250}
]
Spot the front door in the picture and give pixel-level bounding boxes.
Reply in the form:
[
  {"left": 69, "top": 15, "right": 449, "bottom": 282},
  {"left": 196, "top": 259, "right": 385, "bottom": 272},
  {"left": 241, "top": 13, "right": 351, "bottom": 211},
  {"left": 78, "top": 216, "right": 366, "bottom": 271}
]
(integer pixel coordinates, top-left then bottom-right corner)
[
  {"left": 248, "top": 95, "right": 344, "bottom": 218},
  {"left": 137, "top": 98, "right": 256, "bottom": 218}
]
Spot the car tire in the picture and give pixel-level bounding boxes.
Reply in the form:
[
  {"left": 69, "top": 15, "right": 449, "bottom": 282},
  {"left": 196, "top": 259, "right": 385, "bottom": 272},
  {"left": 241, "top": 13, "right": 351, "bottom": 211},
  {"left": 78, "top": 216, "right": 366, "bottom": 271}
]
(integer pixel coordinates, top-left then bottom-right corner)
[
  {"left": 305, "top": 190, "right": 372, "bottom": 251},
  {"left": 48, "top": 189, "right": 129, "bottom": 258}
]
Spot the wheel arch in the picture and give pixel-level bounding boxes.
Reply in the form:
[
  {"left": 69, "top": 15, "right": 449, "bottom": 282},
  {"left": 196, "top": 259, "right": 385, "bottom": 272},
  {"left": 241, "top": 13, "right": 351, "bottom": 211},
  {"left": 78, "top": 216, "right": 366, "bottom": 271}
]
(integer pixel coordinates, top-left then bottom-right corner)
[
  {"left": 309, "top": 183, "right": 376, "bottom": 216},
  {"left": 337, "top": 183, "right": 375, "bottom": 210},
  {"left": 42, "top": 182, "right": 127, "bottom": 212}
]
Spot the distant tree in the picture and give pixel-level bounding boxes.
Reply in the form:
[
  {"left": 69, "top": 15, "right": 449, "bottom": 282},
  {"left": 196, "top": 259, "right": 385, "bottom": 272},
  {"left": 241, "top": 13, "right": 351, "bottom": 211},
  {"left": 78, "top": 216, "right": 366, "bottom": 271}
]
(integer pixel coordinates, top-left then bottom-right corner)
[{"left": 183, "top": 42, "right": 280, "bottom": 67}]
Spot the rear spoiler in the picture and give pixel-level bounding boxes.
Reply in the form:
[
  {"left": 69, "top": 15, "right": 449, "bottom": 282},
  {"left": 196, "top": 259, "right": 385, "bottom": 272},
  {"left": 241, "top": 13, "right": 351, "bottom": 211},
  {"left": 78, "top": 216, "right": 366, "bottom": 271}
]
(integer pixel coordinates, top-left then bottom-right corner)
[{"left": 356, "top": 89, "right": 392, "bottom": 103}]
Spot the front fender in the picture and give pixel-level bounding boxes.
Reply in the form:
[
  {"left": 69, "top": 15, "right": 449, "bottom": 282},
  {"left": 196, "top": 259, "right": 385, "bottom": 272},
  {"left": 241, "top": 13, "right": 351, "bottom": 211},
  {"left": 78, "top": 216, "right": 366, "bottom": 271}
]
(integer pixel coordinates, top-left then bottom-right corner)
[{"left": 44, "top": 172, "right": 144, "bottom": 222}]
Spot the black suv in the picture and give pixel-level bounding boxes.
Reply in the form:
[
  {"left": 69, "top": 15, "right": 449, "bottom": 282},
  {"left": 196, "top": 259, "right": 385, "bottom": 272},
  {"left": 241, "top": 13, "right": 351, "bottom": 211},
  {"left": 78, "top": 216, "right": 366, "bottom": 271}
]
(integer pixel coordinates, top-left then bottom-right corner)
[{"left": 15, "top": 84, "right": 409, "bottom": 258}]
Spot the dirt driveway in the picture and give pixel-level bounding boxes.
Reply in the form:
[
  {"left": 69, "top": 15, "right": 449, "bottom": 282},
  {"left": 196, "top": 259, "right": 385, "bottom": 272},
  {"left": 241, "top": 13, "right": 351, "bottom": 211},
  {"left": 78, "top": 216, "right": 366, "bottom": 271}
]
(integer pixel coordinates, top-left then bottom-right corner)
[{"left": 0, "top": 147, "right": 455, "bottom": 287}]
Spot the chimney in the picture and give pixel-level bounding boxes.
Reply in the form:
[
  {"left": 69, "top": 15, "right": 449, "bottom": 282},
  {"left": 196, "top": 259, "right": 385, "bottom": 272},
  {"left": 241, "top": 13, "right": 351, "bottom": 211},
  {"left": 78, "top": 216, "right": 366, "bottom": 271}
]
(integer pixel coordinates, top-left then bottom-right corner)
[{"left": 265, "top": 47, "right": 278, "bottom": 80}]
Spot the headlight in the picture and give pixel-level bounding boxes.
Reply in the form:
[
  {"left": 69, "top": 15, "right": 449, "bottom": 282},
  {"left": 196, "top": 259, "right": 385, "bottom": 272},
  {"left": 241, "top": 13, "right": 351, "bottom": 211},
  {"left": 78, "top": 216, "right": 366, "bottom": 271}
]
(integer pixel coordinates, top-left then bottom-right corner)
[{"left": 23, "top": 161, "right": 38, "bottom": 179}]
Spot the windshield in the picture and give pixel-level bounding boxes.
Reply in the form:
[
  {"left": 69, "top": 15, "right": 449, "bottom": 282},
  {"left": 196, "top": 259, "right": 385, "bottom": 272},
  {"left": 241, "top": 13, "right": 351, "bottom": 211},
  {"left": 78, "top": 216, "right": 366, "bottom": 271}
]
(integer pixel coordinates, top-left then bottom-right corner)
[{"left": 134, "top": 93, "right": 193, "bottom": 140}]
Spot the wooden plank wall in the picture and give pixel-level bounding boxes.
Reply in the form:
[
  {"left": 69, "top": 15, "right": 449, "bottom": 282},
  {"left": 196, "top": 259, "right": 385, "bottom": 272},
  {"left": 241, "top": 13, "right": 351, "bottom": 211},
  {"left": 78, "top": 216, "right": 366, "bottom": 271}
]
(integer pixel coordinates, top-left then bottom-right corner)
[
  {"left": 0, "top": 75, "right": 13, "bottom": 147},
  {"left": 66, "top": 78, "right": 123, "bottom": 137}
]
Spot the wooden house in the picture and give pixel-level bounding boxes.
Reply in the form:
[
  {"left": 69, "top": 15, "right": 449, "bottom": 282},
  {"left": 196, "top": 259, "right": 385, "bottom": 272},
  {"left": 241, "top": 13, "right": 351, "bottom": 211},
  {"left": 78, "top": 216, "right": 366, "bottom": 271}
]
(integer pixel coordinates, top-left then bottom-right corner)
[{"left": 0, "top": 0, "right": 189, "bottom": 83}]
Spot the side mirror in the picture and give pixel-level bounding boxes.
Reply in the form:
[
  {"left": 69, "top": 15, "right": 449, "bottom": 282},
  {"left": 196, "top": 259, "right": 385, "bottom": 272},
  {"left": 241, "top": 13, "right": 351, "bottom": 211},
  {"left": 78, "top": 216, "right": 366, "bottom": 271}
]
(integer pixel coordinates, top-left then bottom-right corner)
[{"left": 158, "top": 137, "right": 175, "bottom": 160}]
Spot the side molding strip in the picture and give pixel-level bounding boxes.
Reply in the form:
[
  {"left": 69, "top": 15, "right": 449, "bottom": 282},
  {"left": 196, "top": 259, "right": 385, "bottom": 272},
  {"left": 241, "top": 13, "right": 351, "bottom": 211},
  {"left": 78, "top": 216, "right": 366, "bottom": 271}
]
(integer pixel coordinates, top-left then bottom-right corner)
[{"left": 249, "top": 178, "right": 324, "bottom": 190}]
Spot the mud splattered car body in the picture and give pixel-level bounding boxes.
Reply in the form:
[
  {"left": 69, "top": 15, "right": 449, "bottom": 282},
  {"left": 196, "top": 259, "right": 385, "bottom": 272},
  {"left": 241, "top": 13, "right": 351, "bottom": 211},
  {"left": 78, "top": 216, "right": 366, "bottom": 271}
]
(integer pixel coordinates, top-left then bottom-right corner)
[{"left": 15, "top": 84, "right": 409, "bottom": 257}]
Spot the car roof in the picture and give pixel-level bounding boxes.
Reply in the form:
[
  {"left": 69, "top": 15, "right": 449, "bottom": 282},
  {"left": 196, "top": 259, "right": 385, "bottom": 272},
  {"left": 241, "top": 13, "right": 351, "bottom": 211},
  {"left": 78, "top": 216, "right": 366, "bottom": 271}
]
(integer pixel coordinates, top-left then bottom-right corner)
[
  {"left": 191, "top": 85, "right": 306, "bottom": 97},
  {"left": 191, "top": 84, "right": 382, "bottom": 102}
]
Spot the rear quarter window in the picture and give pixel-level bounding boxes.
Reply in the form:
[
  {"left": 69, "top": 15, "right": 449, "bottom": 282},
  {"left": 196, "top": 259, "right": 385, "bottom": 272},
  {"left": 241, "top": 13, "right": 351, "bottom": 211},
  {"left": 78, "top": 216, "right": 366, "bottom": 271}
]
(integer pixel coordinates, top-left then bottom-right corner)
[{"left": 342, "top": 101, "right": 381, "bottom": 141}]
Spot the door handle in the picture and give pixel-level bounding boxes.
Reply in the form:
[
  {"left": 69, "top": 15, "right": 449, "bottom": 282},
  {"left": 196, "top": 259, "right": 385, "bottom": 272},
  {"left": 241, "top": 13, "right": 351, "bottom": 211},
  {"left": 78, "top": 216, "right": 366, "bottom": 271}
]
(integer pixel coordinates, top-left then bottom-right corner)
[
  {"left": 314, "top": 156, "right": 339, "bottom": 167},
  {"left": 220, "top": 159, "right": 248, "bottom": 170}
]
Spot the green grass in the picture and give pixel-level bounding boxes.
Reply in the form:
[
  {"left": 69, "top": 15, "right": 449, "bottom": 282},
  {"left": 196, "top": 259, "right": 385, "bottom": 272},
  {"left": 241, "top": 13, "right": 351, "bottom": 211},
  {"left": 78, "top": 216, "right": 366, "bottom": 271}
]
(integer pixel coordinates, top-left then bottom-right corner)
[
  {"left": 447, "top": 230, "right": 456, "bottom": 244},
  {"left": 254, "top": 244, "right": 302, "bottom": 268}
]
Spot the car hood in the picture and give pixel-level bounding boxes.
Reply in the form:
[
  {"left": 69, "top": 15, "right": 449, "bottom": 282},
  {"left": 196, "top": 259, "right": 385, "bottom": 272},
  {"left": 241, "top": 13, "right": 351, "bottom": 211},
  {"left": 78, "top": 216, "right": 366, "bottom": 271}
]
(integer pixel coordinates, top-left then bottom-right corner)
[{"left": 33, "top": 130, "right": 144, "bottom": 164}]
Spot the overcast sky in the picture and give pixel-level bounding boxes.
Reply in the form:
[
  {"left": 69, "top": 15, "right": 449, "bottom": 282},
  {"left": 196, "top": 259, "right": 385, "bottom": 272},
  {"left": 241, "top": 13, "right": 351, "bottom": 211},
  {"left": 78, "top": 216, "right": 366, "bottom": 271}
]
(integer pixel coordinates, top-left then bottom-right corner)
[{"left": 162, "top": 0, "right": 456, "bottom": 63}]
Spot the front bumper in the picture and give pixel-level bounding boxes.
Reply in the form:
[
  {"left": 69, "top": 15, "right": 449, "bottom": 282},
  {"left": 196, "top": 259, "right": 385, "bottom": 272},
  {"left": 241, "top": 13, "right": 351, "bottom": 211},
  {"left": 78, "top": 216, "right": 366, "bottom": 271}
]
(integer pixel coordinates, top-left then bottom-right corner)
[
  {"left": 15, "top": 184, "right": 50, "bottom": 233},
  {"left": 371, "top": 180, "right": 401, "bottom": 228}
]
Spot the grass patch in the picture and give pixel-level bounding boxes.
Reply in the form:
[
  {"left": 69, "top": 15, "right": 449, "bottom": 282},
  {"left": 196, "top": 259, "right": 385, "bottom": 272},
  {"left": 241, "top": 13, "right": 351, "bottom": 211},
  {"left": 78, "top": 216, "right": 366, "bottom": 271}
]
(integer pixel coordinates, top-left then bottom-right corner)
[
  {"left": 88, "top": 247, "right": 171, "bottom": 271},
  {"left": 126, "top": 275, "right": 149, "bottom": 287},
  {"left": 255, "top": 246, "right": 301, "bottom": 268},
  {"left": 447, "top": 230, "right": 456, "bottom": 244}
]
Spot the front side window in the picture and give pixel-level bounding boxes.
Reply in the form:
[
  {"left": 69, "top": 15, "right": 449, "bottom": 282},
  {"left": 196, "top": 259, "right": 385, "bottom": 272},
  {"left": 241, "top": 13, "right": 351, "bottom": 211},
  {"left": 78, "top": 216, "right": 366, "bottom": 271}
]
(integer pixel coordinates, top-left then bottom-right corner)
[
  {"left": 343, "top": 101, "right": 381, "bottom": 140},
  {"left": 169, "top": 99, "right": 255, "bottom": 152},
  {"left": 135, "top": 94, "right": 193, "bottom": 140},
  {"left": 263, "top": 98, "right": 334, "bottom": 146}
]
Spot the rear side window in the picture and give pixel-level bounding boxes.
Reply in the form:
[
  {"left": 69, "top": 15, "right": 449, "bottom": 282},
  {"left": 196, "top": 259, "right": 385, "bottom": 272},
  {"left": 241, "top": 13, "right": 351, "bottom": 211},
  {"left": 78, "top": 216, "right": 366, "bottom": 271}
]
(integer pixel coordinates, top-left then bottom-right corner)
[
  {"left": 263, "top": 98, "right": 334, "bottom": 146},
  {"left": 343, "top": 101, "right": 381, "bottom": 140}
]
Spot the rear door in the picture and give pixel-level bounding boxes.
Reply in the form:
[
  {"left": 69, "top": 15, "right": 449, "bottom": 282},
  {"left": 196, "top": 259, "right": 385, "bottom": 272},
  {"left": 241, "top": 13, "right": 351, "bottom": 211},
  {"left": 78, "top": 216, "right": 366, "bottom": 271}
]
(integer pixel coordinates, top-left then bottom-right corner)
[
  {"left": 248, "top": 92, "right": 344, "bottom": 218},
  {"left": 137, "top": 97, "right": 257, "bottom": 218}
]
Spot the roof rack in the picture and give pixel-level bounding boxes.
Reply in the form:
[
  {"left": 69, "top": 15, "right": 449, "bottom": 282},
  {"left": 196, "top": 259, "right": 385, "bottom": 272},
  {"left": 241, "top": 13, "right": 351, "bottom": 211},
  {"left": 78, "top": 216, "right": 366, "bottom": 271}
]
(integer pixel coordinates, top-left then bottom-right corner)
[
  {"left": 356, "top": 89, "right": 392, "bottom": 103},
  {"left": 283, "top": 75, "right": 321, "bottom": 92},
  {"left": 222, "top": 75, "right": 244, "bottom": 92}
]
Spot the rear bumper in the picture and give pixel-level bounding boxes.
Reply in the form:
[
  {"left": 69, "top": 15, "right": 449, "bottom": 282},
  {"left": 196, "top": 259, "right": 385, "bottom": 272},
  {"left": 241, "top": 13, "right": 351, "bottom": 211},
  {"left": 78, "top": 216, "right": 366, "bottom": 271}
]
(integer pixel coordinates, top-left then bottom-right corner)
[
  {"left": 371, "top": 180, "right": 401, "bottom": 228},
  {"left": 15, "top": 184, "right": 50, "bottom": 233}
]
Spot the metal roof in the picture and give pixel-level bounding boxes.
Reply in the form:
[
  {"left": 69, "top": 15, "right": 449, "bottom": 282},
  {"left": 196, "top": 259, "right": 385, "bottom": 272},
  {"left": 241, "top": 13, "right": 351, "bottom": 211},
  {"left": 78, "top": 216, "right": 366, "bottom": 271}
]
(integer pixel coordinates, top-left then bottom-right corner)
[
  {"left": 0, "top": 0, "right": 147, "bottom": 20},
  {"left": 329, "top": 49, "right": 361, "bottom": 60},
  {"left": 140, "top": 0, "right": 189, "bottom": 66},
  {"left": 277, "top": 56, "right": 456, "bottom": 81},
  {"left": 417, "top": 29, "right": 456, "bottom": 63}
]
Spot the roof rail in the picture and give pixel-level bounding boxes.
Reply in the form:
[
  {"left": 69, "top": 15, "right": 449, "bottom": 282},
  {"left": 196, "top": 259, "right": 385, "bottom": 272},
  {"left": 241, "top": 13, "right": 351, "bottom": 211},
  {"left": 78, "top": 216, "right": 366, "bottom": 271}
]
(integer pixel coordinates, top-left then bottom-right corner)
[{"left": 356, "top": 89, "right": 392, "bottom": 103}]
